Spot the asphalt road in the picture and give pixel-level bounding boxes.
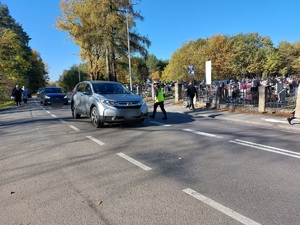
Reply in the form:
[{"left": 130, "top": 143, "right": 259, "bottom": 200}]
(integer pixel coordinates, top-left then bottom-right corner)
[{"left": 0, "top": 98, "right": 299, "bottom": 225}]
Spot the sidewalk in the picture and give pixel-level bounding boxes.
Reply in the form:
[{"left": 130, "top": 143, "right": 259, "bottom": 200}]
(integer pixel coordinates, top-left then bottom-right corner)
[{"left": 147, "top": 100, "right": 300, "bottom": 132}]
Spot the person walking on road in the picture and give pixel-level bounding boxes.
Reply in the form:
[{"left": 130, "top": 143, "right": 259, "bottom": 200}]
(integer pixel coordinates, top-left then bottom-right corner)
[
  {"left": 287, "top": 111, "right": 296, "bottom": 125},
  {"left": 22, "top": 86, "right": 29, "bottom": 104},
  {"left": 186, "top": 81, "right": 198, "bottom": 111},
  {"left": 11, "top": 84, "right": 23, "bottom": 106},
  {"left": 149, "top": 82, "right": 167, "bottom": 120}
]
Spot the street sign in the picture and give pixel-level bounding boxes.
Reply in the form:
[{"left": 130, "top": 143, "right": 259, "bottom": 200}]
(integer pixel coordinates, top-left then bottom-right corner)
[{"left": 188, "top": 65, "right": 194, "bottom": 75}]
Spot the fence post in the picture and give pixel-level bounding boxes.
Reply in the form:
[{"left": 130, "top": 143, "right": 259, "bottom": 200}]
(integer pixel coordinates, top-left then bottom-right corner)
[
  {"left": 295, "top": 88, "right": 300, "bottom": 118},
  {"left": 215, "top": 86, "right": 221, "bottom": 109},
  {"left": 258, "top": 86, "right": 267, "bottom": 113},
  {"left": 174, "top": 83, "right": 182, "bottom": 102}
]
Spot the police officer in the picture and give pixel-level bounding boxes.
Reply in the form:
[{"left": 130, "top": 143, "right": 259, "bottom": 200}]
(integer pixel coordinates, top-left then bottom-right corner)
[{"left": 149, "top": 82, "right": 167, "bottom": 120}]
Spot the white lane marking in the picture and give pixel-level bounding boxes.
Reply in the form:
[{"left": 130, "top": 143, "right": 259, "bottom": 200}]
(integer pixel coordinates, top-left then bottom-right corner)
[
  {"left": 230, "top": 139, "right": 300, "bottom": 159},
  {"left": 86, "top": 136, "right": 105, "bottom": 145},
  {"left": 46, "top": 111, "right": 50, "bottom": 114},
  {"left": 183, "top": 188, "right": 261, "bottom": 225},
  {"left": 175, "top": 111, "right": 185, "bottom": 114},
  {"left": 264, "top": 118, "right": 286, "bottom": 124},
  {"left": 51, "top": 114, "right": 57, "bottom": 118},
  {"left": 183, "top": 128, "right": 222, "bottom": 138},
  {"left": 58, "top": 119, "right": 66, "bottom": 123},
  {"left": 117, "top": 153, "right": 152, "bottom": 171},
  {"left": 69, "top": 125, "right": 80, "bottom": 132},
  {"left": 149, "top": 121, "right": 171, "bottom": 127}
]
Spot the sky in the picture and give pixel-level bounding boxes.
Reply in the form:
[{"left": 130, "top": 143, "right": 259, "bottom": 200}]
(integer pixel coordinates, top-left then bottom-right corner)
[{"left": 1, "top": 0, "right": 300, "bottom": 82}]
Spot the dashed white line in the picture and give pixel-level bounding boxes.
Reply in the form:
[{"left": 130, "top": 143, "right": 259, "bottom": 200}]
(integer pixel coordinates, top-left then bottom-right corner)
[
  {"left": 69, "top": 125, "right": 80, "bottom": 131},
  {"left": 183, "top": 188, "right": 261, "bottom": 225},
  {"left": 149, "top": 121, "right": 171, "bottom": 126},
  {"left": 86, "top": 136, "right": 105, "bottom": 145},
  {"left": 58, "top": 119, "right": 66, "bottom": 123},
  {"left": 117, "top": 152, "right": 152, "bottom": 171},
  {"left": 183, "top": 128, "right": 222, "bottom": 138},
  {"left": 51, "top": 114, "right": 57, "bottom": 118},
  {"left": 46, "top": 111, "right": 50, "bottom": 114}
]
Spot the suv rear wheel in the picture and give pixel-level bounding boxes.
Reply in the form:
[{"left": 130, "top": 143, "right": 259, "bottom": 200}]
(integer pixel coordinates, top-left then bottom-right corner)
[{"left": 91, "top": 106, "right": 103, "bottom": 128}]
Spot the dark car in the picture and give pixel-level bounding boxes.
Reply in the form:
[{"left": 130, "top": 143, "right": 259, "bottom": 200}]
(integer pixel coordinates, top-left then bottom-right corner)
[
  {"left": 71, "top": 81, "right": 148, "bottom": 128},
  {"left": 37, "top": 87, "right": 43, "bottom": 97},
  {"left": 40, "top": 87, "right": 68, "bottom": 106}
]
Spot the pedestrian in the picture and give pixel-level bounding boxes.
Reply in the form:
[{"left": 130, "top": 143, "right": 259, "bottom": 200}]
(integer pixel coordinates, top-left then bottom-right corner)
[
  {"left": 149, "top": 82, "right": 167, "bottom": 120},
  {"left": 287, "top": 111, "right": 296, "bottom": 125},
  {"left": 11, "top": 84, "right": 23, "bottom": 105},
  {"left": 186, "top": 81, "right": 198, "bottom": 111},
  {"left": 22, "top": 86, "right": 29, "bottom": 104}
]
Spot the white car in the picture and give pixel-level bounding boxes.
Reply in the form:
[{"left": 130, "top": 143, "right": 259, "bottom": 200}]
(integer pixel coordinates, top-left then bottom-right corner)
[{"left": 71, "top": 81, "right": 148, "bottom": 128}]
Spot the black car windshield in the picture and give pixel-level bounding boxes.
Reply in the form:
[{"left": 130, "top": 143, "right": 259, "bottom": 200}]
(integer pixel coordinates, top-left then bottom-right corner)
[
  {"left": 92, "top": 83, "right": 131, "bottom": 94},
  {"left": 45, "top": 88, "right": 63, "bottom": 93}
]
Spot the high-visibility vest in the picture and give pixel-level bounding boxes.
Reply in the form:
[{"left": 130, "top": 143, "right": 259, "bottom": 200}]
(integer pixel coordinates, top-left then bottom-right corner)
[{"left": 156, "top": 88, "right": 164, "bottom": 102}]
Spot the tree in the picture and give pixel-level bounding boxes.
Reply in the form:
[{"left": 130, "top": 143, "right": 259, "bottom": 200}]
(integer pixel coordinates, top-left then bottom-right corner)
[
  {"left": 56, "top": 0, "right": 150, "bottom": 82},
  {"left": 205, "top": 34, "right": 235, "bottom": 80},
  {"left": 0, "top": 2, "right": 47, "bottom": 98},
  {"left": 230, "top": 32, "right": 274, "bottom": 78},
  {"left": 58, "top": 63, "right": 88, "bottom": 90}
]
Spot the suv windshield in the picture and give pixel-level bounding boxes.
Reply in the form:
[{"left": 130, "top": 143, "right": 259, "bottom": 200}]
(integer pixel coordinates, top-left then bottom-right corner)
[{"left": 92, "top": 83, "right": 130, "bottom": 94}]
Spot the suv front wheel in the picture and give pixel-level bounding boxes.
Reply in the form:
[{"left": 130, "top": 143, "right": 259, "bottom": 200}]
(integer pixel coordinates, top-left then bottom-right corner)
[{"left": 91, "top": 106, "right": 103, "bottom": 128}]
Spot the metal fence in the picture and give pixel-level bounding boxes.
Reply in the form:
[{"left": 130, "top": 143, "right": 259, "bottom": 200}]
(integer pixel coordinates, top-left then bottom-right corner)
[{"left": 181, "top": 84, "right": 296, "bottom": 110}]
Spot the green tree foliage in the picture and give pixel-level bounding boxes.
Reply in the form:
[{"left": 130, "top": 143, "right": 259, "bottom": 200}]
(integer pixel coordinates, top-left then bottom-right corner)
[
  {"left": 56, "top": 0, "right": 150, "bottom": 82},
  {"left": 58, "top": 63, "right": 89, "bottom": 90},
  {"left": 163, "top": 32, "right": 300, "bottom": 83},
  {"left": 145, "top": 54, "right": 168, "bottom": 82},
  {"left": 278, "top": 41, "right": 300, "bottom": 76},
  {"left": 0, "top": 2, "right": 47, "bottom": 99}
]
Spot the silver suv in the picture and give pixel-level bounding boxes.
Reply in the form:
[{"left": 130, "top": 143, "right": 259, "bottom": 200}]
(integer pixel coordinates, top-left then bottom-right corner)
[{"left": 71, "top": 81, "right": 148, "bottom": 127}]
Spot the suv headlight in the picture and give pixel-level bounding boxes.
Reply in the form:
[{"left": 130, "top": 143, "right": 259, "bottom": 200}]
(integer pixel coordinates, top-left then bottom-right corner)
[
  {"left": 101, "top": 99, "right": 116, "bottom": 107},
  {"left": 140, "top": 99, "right": 146, "bottom": 105},
  {"left": 45, "top": 95, "right": 50, "bottom": 99}
]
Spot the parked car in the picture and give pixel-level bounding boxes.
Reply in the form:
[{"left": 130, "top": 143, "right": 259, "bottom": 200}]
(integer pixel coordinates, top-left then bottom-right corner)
[
  {"left": 40, "top": 87, "right": 68, "bottom": 106},
  {"left": 71, "top": 81, "right": 148, "bottom": 128},
  {"left": 37, "top": 87, "right": 43, "bottom": 97}
]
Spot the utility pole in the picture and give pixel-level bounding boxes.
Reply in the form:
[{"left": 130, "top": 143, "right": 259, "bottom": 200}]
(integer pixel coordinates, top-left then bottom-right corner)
[{"left": 126, "top": 8, "right": 132, "bottom": 92}]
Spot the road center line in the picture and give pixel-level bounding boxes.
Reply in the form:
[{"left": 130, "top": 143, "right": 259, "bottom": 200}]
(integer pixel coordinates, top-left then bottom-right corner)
[
  {"left": 264, "top": 118, "right": 286, "bottom": 124},
  {"left": 230, "top": 139, "right": 300, "bottom": 159},
  {"left": 183, "top": 188, "right": 261, "bottom": 225},
  {"left": 183, "top": 129, "right": 222, "bottom": 138},
  {"left": 117, "top": 153, "right": 152, "bottom": 171},
  {"left": 86, "top": 136, "right": 105, "bottom": 145},
  {"left": 69, "top": 125, "right": 80, "bottom": 132}
]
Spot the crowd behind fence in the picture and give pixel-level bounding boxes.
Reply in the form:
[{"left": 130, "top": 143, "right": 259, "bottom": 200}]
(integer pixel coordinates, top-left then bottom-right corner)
[
  {"left": 134, "top": 79, "right": 298, "bottom": 110},
  {"left": 179, "top": 81, "right": 297, "bottom": 110}
]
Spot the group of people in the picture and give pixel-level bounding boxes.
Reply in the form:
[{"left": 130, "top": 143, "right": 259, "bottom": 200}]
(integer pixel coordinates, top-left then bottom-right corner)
[{"left": 11, "top": 84, "right": 29, "bottom": 105}]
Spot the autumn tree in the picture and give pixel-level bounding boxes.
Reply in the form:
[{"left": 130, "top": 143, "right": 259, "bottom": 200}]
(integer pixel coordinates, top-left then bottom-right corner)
[
  {"left": 56, "top": 0, "right": 150, "bottom": 82},
  {"left": 205, "top": 34, "right": 235, "bottom": 80},
  {"left": 0, "top": 2, "right": 47, "bottom": 99}
]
